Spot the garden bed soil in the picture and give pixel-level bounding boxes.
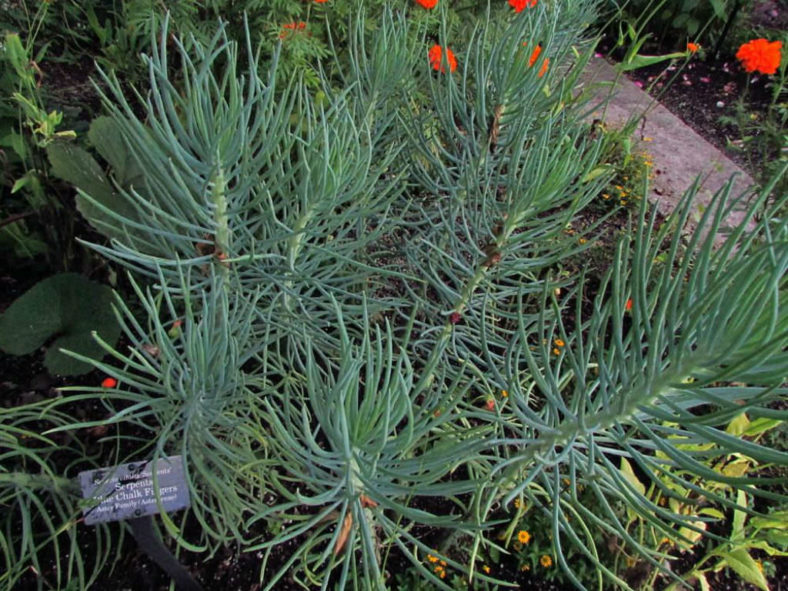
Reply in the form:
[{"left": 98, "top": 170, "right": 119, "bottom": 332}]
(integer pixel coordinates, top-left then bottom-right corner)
[{"left": 624, "top": 56, "right": 777, "bottom": 180}]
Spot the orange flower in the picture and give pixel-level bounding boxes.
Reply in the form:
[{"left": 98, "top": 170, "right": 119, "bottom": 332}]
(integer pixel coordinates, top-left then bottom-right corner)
[
  {"left": 736, "top": 38, "right": 783, "bottom": 75},
  {"left": 314, "top": 0, "right": 328, "bottom": 3},
  {"left": 428, "top": 44, "right": 457, "bottom": 73},
  {"left": 625, "top": 298, "right": 633, "bottom": 312},
  {"left": 101, "top": 377, "right": 117, "bottom": 388},
  {"left": 538, "top": 58, "right": 549, "bottom": 77},
  {"left": 517, "top": 530, "right": 531, "bottom": 544},
  {"left": 279, "top": 21, "right": 307, "bottom": 39},
  {"left": 415, "top": 0, "right": 438, "bottom": 7},
  {"left": 686, "top": 42, "right": 700, "bottom": 53},
  {"left": 540, "top": 555, "right": 553, "bottom": 568},
  {"left": 528, "top": 44, "right": 542, "bottom": 67},
  {"left": 509, "top": 0, "right": 537, "bottom": 12},
  {"left": 526, "top": 44, "right": 550, "bottom": 77}
]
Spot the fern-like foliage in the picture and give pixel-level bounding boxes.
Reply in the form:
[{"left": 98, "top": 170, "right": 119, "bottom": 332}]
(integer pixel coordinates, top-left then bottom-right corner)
[{"left": 27, "top": 2, "right": 787, "bottom": 590}]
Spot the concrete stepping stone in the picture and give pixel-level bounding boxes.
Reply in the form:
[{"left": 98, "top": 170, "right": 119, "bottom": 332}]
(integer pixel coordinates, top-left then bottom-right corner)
[{"left": 580, "top": 57, "right": 757, "bottom": 242}]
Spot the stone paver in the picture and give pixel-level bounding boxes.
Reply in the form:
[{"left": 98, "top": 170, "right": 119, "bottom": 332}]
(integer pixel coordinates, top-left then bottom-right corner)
[{"left": 581, "top": 58, "right": 757, "bottom": 241}]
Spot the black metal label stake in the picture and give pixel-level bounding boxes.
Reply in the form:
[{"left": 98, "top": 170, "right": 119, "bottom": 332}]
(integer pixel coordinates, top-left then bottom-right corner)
[{"left": 78, "top": 456, "right": 203, "bottom": 591}]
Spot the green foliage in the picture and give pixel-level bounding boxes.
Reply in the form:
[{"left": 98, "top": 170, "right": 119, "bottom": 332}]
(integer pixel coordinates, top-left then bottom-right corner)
[
  {"left": 4, "top": 2, "right": 788, "bottom": 591},
  {"left": 0, "top": 401, "right": 114, "bottom": 590},
  {"left": 46, "top": 118, "right": 141, "bottom": 242},
  {"left": 719, "top": 31, "right": 788, "bottom": 201},
  {"left": 0, "top": 273, "right": 121, "bottom": 375},
  {"left": 0, "top": 29, "right": 68, "bottom": 261},
  {"left": 603, "top": 0, "right": 740, "bottom": 49}
]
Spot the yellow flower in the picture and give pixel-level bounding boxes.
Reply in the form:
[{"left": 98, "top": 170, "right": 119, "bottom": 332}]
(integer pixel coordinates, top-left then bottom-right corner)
[
  {"left": 554, "top": 338, "right": 565, "bottom": 348},
  {"left": 517, "top": 530, "right": 531, "bottom": 544},
  {"left": 513, "top": 498, "right": 522, "bottom": 509},
  {"left": 540, "top": 555, "right": 553, "bottom": 568},
  {"left": 482, "top": 564, "right": 491, "bottom": 573},
  {"left": 501, "top": 389, "right": 509, "bottom": 398}
]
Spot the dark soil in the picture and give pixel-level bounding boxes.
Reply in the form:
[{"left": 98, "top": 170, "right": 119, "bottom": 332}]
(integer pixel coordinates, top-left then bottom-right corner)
[
  {"left": 616, "top": 0, "right": 787, "bottom": 186},
  {"left": 624, "top": 56, "right": 777, "bottom": 178}
]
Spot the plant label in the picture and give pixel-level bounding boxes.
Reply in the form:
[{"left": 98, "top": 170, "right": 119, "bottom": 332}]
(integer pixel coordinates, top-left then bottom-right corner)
[{"left": 78, "top": 455, "right": 190, "bottom": 525}]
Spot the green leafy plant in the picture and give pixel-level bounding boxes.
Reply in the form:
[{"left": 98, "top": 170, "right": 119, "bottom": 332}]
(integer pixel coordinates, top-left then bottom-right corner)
[
  {"left": 0, "top": 28, "right": 74, "bottom": 262},
  {"left": 603, "top": 0, "right": 741, "bottom": 49},
  {"left": 0, "top": 400, "right": 115, "bottom": 590},
  {"left": 0, "top": 273, "right": 121, "bottom": 375},
  {"left": 720, "top": 30, "right": 788, "bottom": 201},
  {"left": 6, "top": 3, "right": 787, "bottom": 591}
]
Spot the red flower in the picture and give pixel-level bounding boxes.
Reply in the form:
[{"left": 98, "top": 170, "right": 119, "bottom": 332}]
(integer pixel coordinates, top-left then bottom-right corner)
[
  {"left": 686, "top": 42, "right": 700, "bottom": 54},
  {"left": 428, "top": 44, "right": 457, "bottom": 73},
  {"left": 449, "top": 311, "right": 462, "bottom": 324},
  {"left": 509, "top": 0, "right": 537, "bottom": 12},
  {"left": 314, "top": 0, "right": 328, "bottom": 2},
  {"left": 101, "top": 377, "right": 117, "bottom": 388},
  {"left": 484, "top": 398, "right": 495, "bottom": 411},
  {"left": 625, "top": 298, "right": 633, "bottom": 312},
  {"left": 279, "top": 21, "right": 307, "bottom": 40},
  {"left": 736, "top": 38, "right": 783, "bottom": 75},
  {"left": 415, "top": 0, "right": 438, "bottom": 8}
]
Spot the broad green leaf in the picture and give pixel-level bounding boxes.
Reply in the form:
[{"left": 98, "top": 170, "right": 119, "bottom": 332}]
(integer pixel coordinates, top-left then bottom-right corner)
[
  {"left": 751, "top": 511, "right": 788, "bottom": 530},
  {"left": 88, "top": 116, "right": 145, "bottom": 187},
  {"left": 46, "top": 140, "right": 134, "bottom": 240},
  {"left": 677, "top": 521, "right": 706, "bottom": 550},
  {"left": 710, "top": 0, "right": 728, "bottom": 19},
  {"left": 731, "top": 489, "right": 747, "bottom": 542},
  {"left": 746, "top": 540, "right": 788, "bottom": 556},
  {"left": 0, "top": 131, "right": 28, "bottom": 160},
  {"left": 620, "top": 458, "right": 646, "bottom": 496},
  {"left": 3, "top": 33, "right": 34, "bottom": 84},
  {"left": 0, "top": 273, "right": 120, "bottom": 375},
  {"left": 581, "top": 165, "right": 613, "bottom": 183},
  {"left": 616, "top": 52, "right": 687, "bottom": 72},
  {"left": 726, "top": 413, "right": 750, "bottom": 436},
  {"left": 744, "top": 418, "right": 783, "bottom": 437},
  {"left": 698, "top": 508, "right": 726, "bottom": 519},
  {"left": 714, "top": 548, "right": 769, "bottom": 591}
]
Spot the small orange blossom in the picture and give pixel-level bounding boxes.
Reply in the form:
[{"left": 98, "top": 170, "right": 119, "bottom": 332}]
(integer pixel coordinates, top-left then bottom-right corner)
[
  {"left": 509, "top": 0, "right": 537, "bottom": 12},
  {"left": 428, "top": 44, "right": 457, "bottom": 73}
]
